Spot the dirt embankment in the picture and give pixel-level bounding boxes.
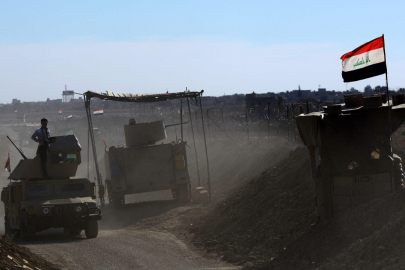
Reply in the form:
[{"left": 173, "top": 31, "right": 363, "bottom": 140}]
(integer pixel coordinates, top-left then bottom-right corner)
[
  {"left": 189, "top": 138, "right": 297, "bottom": 198},
  {"left": 191, "top": 147, "right": 316, "bottom": 267},
  {"left": 0, "top": 236, "right": 58, "bottom": 270},
  {"left": 192, "top": 144, "right": 405, "bottom": 269}
]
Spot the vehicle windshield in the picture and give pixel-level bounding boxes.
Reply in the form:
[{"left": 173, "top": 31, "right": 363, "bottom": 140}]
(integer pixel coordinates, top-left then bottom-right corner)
[
  {"left": 55, "top": 183, "right": 87, "bottom": 197},
  {"left": 26, "top": 184, "right": 52, "bottom": 199},
  {"left": 51, "top": 152, "right": 78, "bottom": 164}
]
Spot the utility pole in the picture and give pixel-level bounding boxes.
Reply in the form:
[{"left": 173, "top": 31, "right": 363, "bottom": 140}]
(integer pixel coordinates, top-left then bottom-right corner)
[
  {"left": 267, "top": 103, "right": 271, "bottom": 139},
  {"left": 245, "top": 112, "right": 250, "bottom": 142}
]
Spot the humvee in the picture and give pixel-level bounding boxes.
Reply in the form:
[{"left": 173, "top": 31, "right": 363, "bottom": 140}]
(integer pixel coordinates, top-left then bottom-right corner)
[{"left": 1, "top": 135, "right": 102, "bottom": 240}]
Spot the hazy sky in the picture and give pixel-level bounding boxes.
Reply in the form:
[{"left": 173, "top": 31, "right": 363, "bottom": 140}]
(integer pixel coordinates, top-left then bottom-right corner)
[{"left": 1, "top": 0, "right": 404, "bottom": 103}]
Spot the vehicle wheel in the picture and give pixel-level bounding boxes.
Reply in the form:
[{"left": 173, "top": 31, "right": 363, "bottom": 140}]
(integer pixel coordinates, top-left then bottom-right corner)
[
  {"left": 178, "top": 184, "right": 191, "bottom": 203},
  {"left": 69, "top": 227, "right": 82, "bottom": 236},
  {"left": 187, "top": 183, "right": 192, "bottom": 202},
  {"left": 21, "top": 211, "right": 35, "bottom": 241},
  {"left": 111, "top": 192, "right": 125, "bottom": 209},
  {"left": 85, "top": 220, "right": 98, "bottom": 238},
  {"left": 5, "top": 216, "right": 12, "bottom": 236},
  {"left": 172, "top": 188, "right": 179, "bottom": 201}
]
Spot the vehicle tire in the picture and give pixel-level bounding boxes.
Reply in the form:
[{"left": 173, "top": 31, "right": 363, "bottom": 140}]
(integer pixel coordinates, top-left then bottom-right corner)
[
  {"left": 5, "top": 216, "right": 12, "bottom": 236},
  {"left": 187, "top": 183, "right": 192, "bottom": 202},
  {"left": 21, "top": 211, "right": 35, "bottom": 241},
  {"left": 69, "top": 227, "right": 82, "bottom": 236},
  {"left": 178, "top": 184, "right": 191, "bottom": 203},
  {"left": 111, "top": 192, "right": 125, "bottom": 209},
  {"left": 85, "top": 220, "right": 98, "bottom": 239},
  {"left": 172, "top": 188, "right": 180, "bottom": 201}
]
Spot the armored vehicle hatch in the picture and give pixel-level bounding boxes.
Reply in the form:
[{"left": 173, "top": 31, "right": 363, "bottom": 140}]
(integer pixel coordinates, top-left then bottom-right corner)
[{"left": 124, "top": 120, "right": 166, "bottom": 147}]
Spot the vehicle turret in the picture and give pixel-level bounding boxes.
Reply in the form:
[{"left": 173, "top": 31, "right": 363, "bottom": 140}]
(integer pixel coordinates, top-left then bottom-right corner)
[
  {"left": 124, "top": 120, "right": 167, "bottom": 147},
  {"left": 9, "top": 135, "right": 82, "bottom": 180}
]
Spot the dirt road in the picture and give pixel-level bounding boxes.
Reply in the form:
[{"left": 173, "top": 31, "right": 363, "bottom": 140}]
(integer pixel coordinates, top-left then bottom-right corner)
[
  {"left": 19, "top": 229, "right": 239, "bottom": 270},
  {"left": 16, "top": 204, "right": 241, "bottom": 270}
]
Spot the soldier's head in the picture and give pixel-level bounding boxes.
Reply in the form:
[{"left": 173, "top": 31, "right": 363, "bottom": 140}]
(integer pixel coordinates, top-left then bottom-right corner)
[{"left": 41, "top": 118, "right": 48, "bottom": 129}]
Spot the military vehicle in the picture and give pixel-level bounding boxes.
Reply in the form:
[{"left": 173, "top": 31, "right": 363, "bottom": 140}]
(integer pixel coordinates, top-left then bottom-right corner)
[
  {"left": 105, "top": 120, "right": 191, "bottom": 207},
  {"left": 1, "top": 135, "right": 102, "bottom": 240},
  {"left": 296, "top": 94, "right": 405, "bottom": 218}
]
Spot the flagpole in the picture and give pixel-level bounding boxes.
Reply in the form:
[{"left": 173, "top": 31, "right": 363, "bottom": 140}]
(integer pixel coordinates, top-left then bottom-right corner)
[
  {"left": 383, "top": 34, "right": 395, "bottom": 193},
  {"left": 8, "top": 153, "right": 11, "bottom": 183},
  {"left": 382, "top": 34, "right": 393, "bottom": 156}
]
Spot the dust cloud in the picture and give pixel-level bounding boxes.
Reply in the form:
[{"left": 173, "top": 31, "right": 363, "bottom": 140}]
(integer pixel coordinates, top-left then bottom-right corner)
[{"left": 0, "top": 102, "right": 298, "bottom": 234}]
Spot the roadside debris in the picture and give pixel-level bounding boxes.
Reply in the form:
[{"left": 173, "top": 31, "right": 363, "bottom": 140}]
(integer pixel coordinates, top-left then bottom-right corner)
[{"left": 0, "top": 236, "right": 58, "bottom": 270}]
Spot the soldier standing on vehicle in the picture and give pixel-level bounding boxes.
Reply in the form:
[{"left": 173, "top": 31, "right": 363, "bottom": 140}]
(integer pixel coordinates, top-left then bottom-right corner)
[{"left": 31, "top": 118, "right": 53, "bottom": 179}]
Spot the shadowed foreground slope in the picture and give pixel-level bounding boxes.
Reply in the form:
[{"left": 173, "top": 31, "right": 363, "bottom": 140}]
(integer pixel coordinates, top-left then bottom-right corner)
[
  {"left": 192, "top": 146, "right": 405, "bottom": 269},
  {"left": 191, "top": 147, "right": 316, "bottom": 267},
  {"left": 0, "top": 236, "right": 58, "bottom": 270}
]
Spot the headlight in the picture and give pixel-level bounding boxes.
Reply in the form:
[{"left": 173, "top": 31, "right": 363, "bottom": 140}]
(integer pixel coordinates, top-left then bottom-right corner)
[
  {"left": 42, "top": 207, "right": 50, "bottom": 214},
  {"left": 75, "top": 206, "right": 82, "bottom": 212}
]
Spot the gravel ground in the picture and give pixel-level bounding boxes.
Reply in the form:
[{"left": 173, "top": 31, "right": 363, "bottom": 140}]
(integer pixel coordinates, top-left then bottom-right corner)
[
  {"left": 0, "top": 235, "right": 58, "bottom": 270},
  {"left": 16, "top": 203, "right": 241, "bottom": 270},
  {"left": 19, "top": 229, "right": 240, "bottom": 270}
]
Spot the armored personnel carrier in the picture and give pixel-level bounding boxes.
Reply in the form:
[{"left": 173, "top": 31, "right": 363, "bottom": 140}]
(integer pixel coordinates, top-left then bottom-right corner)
[
  {"left": 296, "top": 94, "right": 405, "bottom": 218},
  {"left": 105, "top": 120, "right": 191, "bottom": 208},
  {"left": 1, "top": 135, "right": 102, "bottom": 240}
]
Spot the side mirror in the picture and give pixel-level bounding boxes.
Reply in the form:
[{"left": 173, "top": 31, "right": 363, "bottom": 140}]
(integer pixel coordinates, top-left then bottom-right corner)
[
  {"left": 99, "top": 185, "right": 105, "bottom": 198},
  {"left": 91, "top": 183, "right": 96, "bottom": 199}
]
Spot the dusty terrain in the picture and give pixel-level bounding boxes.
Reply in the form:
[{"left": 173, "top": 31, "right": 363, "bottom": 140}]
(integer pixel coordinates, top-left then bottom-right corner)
[
  {"left": 6, "top": 110, "right": 405, "bottom": 270},
  {"left": 14, "top": 137, "right": 292, "bottom": 270},
  {"left": 1, "top": 114, "right": 295, "bottom": 270},
  {"left": 19, "top": 223, "right": 236, "bottom": 270},
  {"left": 0, "top": 235, "right": 58, "bottom": 270},
  {"left": 189, "top": 128, "right": 405, "bottom": 270},
  {"left": 191, "top": 147, "right": 315, "bottom": 268},
  {"left": 8, "top": 140, "right": 405, "bottom": 270}
]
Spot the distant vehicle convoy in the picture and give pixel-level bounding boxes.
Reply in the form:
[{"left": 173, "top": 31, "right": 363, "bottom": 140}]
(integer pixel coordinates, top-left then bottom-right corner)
[
  {"left": 1, "top": 135, "right": 102, "bottom": 240},
  {"left": 105, "top": 120, "right": 191, "bottom": 208},
  {"left": 2, "top": 116, "right": 193, "bottom": 240}
]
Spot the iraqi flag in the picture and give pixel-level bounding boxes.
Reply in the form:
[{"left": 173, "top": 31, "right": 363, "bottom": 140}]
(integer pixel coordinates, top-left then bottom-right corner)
[
  {"left": 103, "top": 140, "right": 108, "bottom": 150},
  {"left": 58, "top": 110, "right": 62, "bottom": 114},
  {"left": 94, "top": 108, "right": 104, "bottom": 115},
  {"left": 341, "top": 36, "right": 387, "bottom": 83},
  {"left": 67, "top": 114, "right": 73, "bottom": 119},
  {"left": 4, "top": 153, "right": 10, "bottom": 172}
]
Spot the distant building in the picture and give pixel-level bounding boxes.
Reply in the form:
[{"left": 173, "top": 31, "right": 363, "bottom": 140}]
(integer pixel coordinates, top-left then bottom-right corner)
[
  {"left": 218, "top": 95, "right": 237, "bottom": 106},
  {"left": 62, "top": 85, "right": 75, "bottom": 103},
  {"left": 12, "top": 99, "right": 21, "bottom": 104},
  {"left": 201, "top": 96, "right": 216, "bottom": 107},
  {"left": 318, "top": 88, "right": 327, "bottom": 95},
  {"left": 63, "top": 91, "right": 75, "bottom": 103},
  {"left": 245, "top": 92, "right": 285, "bottom": 111}
]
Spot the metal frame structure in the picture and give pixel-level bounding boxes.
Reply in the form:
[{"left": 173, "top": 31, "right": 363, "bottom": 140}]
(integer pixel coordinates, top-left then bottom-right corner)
[{"left": 83, "top": 89, "right": 211, "bottom": 205}]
